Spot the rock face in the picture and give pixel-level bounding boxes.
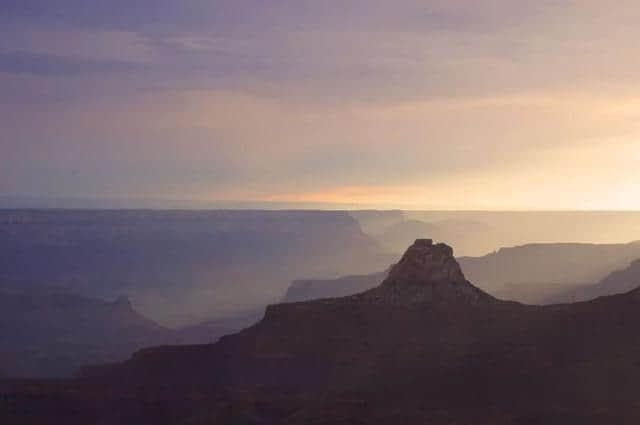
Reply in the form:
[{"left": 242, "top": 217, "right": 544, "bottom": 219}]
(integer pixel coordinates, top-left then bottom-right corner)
[
  {"left": 368, "top": 239, "right": 492, "bottom": 306},
  {"left": 386, "top": 239, "right": 463, "bottom": 282}
]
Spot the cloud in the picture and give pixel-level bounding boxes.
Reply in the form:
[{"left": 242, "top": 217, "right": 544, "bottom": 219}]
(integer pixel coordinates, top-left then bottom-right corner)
[
  {"left": 0, "top": 51, "right": 145, "bottom": 76},
  {"left": 3, "top": 87, "right": 639, "bottom": 207},
  {"left": 3, "top": 1, "right": 640, "bottom": 207},
  {"left": 3, "top": 1, "right": 640, "bottom": 101}
]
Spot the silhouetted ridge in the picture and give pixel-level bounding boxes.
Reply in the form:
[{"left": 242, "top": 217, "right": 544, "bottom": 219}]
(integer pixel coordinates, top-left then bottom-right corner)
[{"left": 370, "top": 239, "right": 494, "bottom": 306}]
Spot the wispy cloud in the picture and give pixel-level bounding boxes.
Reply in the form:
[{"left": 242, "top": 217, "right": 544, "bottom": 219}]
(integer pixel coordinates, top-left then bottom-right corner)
[{"left": 0, "top": 51, "right": 145, "bottom": 76}]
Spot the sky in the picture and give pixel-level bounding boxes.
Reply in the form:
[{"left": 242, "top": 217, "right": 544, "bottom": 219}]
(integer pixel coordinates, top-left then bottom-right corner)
[{"left": 1, "top": 1, "right": 640, "bottom": 210}]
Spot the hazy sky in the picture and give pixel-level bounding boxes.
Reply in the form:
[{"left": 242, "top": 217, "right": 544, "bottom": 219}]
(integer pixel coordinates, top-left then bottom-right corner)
[{"left": 2, "top": 1, "right": 640, "bottom": 209}]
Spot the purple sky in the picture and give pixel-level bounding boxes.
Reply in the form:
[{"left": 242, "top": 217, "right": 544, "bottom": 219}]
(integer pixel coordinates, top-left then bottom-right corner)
[{"left": 2, "top": 1, "right": 640, "bottom": 209}]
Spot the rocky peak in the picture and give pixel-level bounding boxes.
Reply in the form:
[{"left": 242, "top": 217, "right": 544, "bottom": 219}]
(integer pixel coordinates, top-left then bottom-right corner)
[
  {"left": 386, "top": 239, "right": 466, "bottom": 283},
  {"left": 373, "top": 239, "right": 490, "bottom": 306}
]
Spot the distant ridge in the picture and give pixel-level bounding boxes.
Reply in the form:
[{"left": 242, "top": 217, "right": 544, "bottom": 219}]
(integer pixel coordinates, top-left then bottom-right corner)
[
  {"left": 0, "top": 209, "right": 393, "bottom": 326},
  {"left": 549, "top": 258, "right": 640, "bottom": 303},
  {"left": 0, "top": 291, "right": 231, "bottom": 378}
]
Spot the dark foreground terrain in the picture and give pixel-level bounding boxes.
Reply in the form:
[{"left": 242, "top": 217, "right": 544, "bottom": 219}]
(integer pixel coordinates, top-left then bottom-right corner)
[{"left": 4, "top": 240, "right": 640, "bottom": 424}]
